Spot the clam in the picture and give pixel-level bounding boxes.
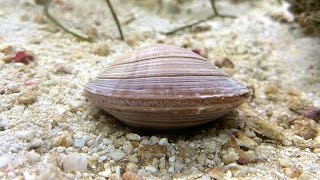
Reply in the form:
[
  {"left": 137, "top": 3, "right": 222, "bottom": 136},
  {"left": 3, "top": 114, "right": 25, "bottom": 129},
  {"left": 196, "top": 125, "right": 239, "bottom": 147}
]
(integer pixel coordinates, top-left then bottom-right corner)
[{"left": 84, "top": 44, "right": 250, "bottom": 130}]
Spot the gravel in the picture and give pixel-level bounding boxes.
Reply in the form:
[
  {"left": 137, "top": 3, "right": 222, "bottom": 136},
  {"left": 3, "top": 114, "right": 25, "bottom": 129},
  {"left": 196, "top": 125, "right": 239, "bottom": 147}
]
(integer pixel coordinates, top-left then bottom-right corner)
[{"left": 15, "top": 130, "right": 35, "bottom": 141}]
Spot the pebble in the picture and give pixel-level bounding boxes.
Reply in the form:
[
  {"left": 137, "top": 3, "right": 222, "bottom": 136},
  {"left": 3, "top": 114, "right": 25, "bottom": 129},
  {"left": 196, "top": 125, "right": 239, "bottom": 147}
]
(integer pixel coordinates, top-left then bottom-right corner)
[
  {"left": 222, "top": 149, "right": 239, "bottom": 165},
  {"left": 283, "top": 167, "right": 302, "bottom": 178},
  {"left": 55, "top": 63, "right": 73, "bottom": 74},
  {"left": 0, "top": 60, "right": 5, "bottom": 69},
  {"left": 18, "top": 91, "right": 37, "bottom": 105},
  {"left": 122, "top": 172, "right": 142, "bottom": 180},
  {"left": 109, "top": 150, "right": 126, "bottom": 161},
  {"left": 150, "top": 136, "right": 159, "bottom": 145},
  {"left": 158, "top": 138, "right": 168, "bottom": 145},
  {"left": 126, "top": 133, "right": 141, "bottom": 141},
  {"left": 123, "top": 141, "right": 134, "bottom": 154},
  {"left": 126, "top": 162, "right": 139, "bottom": 172},
  {"left": 236, "top": 46, "right": 247, "bottom": 54},
  {"left": 145, "top": 165, "right": 158, "bottom": 174},
  {"left": 7, "top": 83, "right": 19, "bottom": 93},
  {"left": 92, "top": 44, "right": 109, "bottom": 56},
  {"left": 174, "top": 160, "right": 185, "bottom": 172},
  {"left": 26, "top": 151, "right": 41, "bottom": 164},
  {"left": 16, "top": 130, "right": 35, "bottom": 141},
  {"left": 56, "top": 146, "right": 65, "bottom": 153},
  {"left": 0, "top": 44, "right": 12, "bottom": 55},
  {"left": 168, "top": 166, "right": 174, "bottom": 174},
  {"left": 63, "top": 153, "right": 88, "bottom": 172},
  {"left": 81, "top": 146, "right": 89, "bottom": 152},
  {"left": 74, "top": 138, "right": 86, "bottom": 148},
  {"left": 0, "top": 156, "right": 11, "bottom": 169},
  {"left": 169, "top": 155, "right": 176, "bottom": 163},
  {"left": 98, "top": 169, "right": 112, "bottom": 178}
]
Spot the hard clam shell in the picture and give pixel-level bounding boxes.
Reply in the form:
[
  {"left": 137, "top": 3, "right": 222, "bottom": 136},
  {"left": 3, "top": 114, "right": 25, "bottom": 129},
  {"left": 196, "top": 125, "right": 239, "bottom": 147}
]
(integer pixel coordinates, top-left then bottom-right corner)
[{"left": 84, "top": 44, "right": 250, "bottom": 129}]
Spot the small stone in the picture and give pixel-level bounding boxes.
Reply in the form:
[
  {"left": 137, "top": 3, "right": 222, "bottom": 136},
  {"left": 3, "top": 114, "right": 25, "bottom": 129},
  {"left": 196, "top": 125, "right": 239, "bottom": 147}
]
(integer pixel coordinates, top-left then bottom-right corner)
[
  {"left": 298, "top": 173, "right": 317, "bottom": 180},
  {"left": 235, "top": 132, "right": 258, "bottom": 150},
  {"left": 92, "top": 44, "right": 109, "bottom": 56},
  {"left": 222, "top": 149, "right": 239, "bottom": 165},
  {"left": 26, "top": 151, "right": 41, "bottom": 164},
  {"left": 7, "top": 83, "right": 19, "bottom": 93},
  {"left": 74, "top": 138, "right": 86, "bottom": 148},
  {"left": 126, "top": 133, "right": 141, "bottom": 141},
  {"left": 244, "top": 117, "right": 285, "bottom": 141},
  {"left": 297, "top": 106, "right": 320, "bottom": 121},
  {"left": 236, "top": 46, "right": 247, "bottom": 54},
  {"left": 283, "top": 166, "right": 302, "bottom": 178},
  {"left": 38, "top": 166, "right": 65, "bottom": 179},
  {"left": 0, "top": 156, "right": 11, "bottom": 169},
  {"left": 63, "top": 153, "right": 88, "bottom": 172},
  {"left": 0, "top": 60, "right": 5, "bottom": 69},
  {"left": 55, "top": 63, "right": 73, "bottom": 74},
  {"left": 0, "top": 44, "right": 12, "bottom": 55},
  {"left": 123, "top": 141, "right": 134, "bottom": 154},
  {"left": 16, "top": 130, "right": 35, "bottom": 141},
  {"left": 168, "top": 166, "right": 174, "bottom": 174},
  {"left": 69, "top": 100, "right": 83, "bottom": 111},
  {"left": 98, "top": 169, "right": 112, "bottom": 178},
  {"left": 124, "top": 162, "right": 137, "bottom": 173},
  {"left": 138, "top": 145, "right": 167, "bottom": 165},
  {"left": 290, "top": 117, "right": 317, "bottom": 140},
  {"left": 18, "top": 91, "right": 37, "bottom": 105},
  {"left": 150, "top": 136, "right": 159, "bottom": 145},
  {"left": 122, "top": 172, "right": 143, "bottom": 180},
  {"left": 208, "top": 167, "right": 225, "bottom": 179},
  {"left": 169, "top": 155, "right": 176, "bottom": 163},
  {"left": 56, "top": 146, "right": 65, "bottom": 153},
  {"left": 214, "top": 57, "right": 234, "bottom": 69},
  {"left": 81, "top": 146, "right": 89, "bottom": 152},
  {"left": 174, "top": 160, "right": 185, "bottom": 172},
  {"left": 115, "top": 137, "right": 126, "bottom": 148},
  {"left": 204, "top": 141, "right": 217, "bottom": 153},
  {"left": 109, "top": 150, "right": 126, "bottom": 161},
  {"left": 158, "top": 138, "right": 168, "bottom": 145},
  {"left": 145, "top": 165, "right": 158, "bottom": 174}
]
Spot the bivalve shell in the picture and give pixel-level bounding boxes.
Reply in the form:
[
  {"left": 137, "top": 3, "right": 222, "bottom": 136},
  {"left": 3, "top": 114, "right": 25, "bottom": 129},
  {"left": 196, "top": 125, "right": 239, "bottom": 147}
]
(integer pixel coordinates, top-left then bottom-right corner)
[{"left": 84, "top": 44, "right": 250, "bottom": 130}]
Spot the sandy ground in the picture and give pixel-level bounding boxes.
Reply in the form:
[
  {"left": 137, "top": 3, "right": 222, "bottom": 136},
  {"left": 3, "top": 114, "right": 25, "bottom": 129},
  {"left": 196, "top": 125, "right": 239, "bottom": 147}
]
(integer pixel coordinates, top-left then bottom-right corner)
[{"left": 0, "top": 0, "right": 320, "bottom": 179}]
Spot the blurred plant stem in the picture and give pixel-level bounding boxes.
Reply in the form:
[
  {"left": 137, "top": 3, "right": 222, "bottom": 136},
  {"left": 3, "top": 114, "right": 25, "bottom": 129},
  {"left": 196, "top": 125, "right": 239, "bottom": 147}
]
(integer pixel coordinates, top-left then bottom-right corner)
[
  {"left": 44, "top": 0, "right": 92, "bottom": 41},
  {"left": 164, "top": 0, "right": 235, "bottom": 35},
  {"left": 106, "top": 0, "right": 124, "bottom": 41}
]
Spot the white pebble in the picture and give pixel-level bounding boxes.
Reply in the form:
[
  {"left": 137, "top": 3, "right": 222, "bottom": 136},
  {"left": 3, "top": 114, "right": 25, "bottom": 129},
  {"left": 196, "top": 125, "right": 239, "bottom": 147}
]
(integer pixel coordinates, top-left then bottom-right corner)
[
  {"left": 150, "top": 136, "right": 159, "bottom": 145},
  {"left": 202, "top": 175, "right": 211, "bottom": 180},
  {"left": 169, "top": 155, "right": 176, "bottom": 163},
  {"left": 26, "top": 151, "right": 41, "bottom": 164},
  {"left": 63, "top": 153, "right": 88, "bottom": 172},
  {"left": 74, "top": 138, "right": 86, "bottom": 148},
  {"left": 123, "top": 141, "right": 133, "bottom": 154},
  {"left": 145, "top": 165, "right": 158, "bottom": 174},
  {"left": 109, "top": 150, "right": 126, "bottom": 161},
  {"left": 115, "top": 166, "right": 121, "bottom": 176},
  {"left": 16, "top": 130, "right": 35, "bottom": 141},
  {"left": 158, "top": 138, "right": 168, "bottom": 145},
  {"left": 168, "top": 166, "right": 175, "bottom": 174},
  {"left": 98, "top": 169, "right": 111, "bottom": 178},
  {"left": 0, "top": 156, "right": 11, "bottom": 169},
  {"left": 81, "top": 146, "right": 89, "bottom": 152},
  {"left": 126, "top": 133, "right": 141, "bottom": 141},
  {"left": 7, "top": 83, "right": 19, "bottom": 92},
  {"left": 56, "top": 146, "right": 65, "bottom": 153}
]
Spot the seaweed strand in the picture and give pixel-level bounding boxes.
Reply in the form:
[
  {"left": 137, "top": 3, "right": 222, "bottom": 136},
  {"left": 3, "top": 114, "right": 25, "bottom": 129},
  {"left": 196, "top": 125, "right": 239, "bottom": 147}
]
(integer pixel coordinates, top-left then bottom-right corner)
[
  {"left": 106, "top": 0, "right": 124, "bottom": 41},
  {"left": 44, "top": 0, "right": 92, "bottom": 41},
  {"left": 164, "top": 0, "right": 235, "bottom": 35}
]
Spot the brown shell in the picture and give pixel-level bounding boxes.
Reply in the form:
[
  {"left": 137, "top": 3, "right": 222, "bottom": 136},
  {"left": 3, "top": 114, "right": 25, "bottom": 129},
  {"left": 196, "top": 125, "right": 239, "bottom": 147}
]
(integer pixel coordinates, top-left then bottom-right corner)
[{"left": 84, "top": 44, "right": 250, "bottom": 130}]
